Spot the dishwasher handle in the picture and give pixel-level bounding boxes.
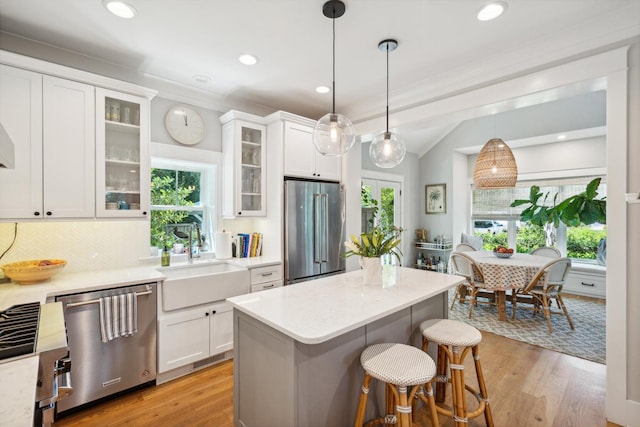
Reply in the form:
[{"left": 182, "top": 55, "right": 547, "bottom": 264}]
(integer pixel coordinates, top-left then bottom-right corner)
[{"left": 64, "top": 285, "right": 153, "bottom": 308}]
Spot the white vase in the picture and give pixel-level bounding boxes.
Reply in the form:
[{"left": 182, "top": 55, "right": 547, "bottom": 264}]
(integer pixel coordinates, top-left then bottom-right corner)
[{"left": 360, "top": 256, "right": 382, "bottom": 285}]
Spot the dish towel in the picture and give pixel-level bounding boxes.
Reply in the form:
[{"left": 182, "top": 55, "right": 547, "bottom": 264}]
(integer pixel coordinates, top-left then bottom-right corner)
[{"left": 99, "top": 293, "right": 138, "bottom": 343}]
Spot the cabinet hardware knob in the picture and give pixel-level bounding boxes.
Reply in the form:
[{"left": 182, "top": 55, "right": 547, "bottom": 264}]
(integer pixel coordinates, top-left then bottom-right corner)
[
  {"left": 238, "top": 212, "right": 242, "bottom": 215},
  {"left": 46, "top": 211, "right": 52, "bottom": 216},
  {"left": 205, "top": 312, "right": 209, "bottom": 316},
  {"left": 34, "top": 211, "right": 40, "bottom": 216},
  {"left": 581, "top": 282, "right": 595, "bottom": 287},
  {"left": 142, "top": 211, "right": 147, "bottom": 216},
  {"left": 211, "top": 310, "right": 217, "bottom": 314}
]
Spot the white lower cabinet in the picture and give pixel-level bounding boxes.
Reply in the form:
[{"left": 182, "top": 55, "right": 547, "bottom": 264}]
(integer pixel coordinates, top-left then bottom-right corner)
[
  {"left": 563, "top": 268, "right": 606, "bottom": 298},
  {"left": 158, "top": 300, "right": 233, "bottom": 373},
  {"left": 250, "top": 263, "right": 283, "bottom": 293}
]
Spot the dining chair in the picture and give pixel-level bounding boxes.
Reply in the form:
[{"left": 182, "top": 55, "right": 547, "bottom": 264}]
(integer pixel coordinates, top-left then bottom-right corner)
[
  {"left": 455, "top": 243, "right": 477, "bottom": 252},
  {"left": 461, "top": 233, "right": 484, "bottom": 250},
  {"left": 511, "top": 257, "right": 573, "bottom": 333},
  {"left": 449, "top": 252, "right": 494, "bottom": 318},
  {"left": 530, "top": 246, "right": 561, "bottom": 258}
]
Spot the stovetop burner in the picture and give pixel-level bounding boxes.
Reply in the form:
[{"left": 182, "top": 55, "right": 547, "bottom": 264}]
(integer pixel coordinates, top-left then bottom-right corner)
[{"left": 0, "top": 302, "right": 40, "bottom": 360}]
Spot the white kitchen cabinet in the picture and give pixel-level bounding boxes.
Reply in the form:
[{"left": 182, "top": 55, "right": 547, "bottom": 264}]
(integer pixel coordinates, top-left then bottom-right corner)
[
  {"left": 95, "top": 88, "right": 150, "bottom": 218},
  {"left": 158, "top": 300, "right": 233, "bottom": 373},
  {"left": 249, "top": 263, "right": 283, "bottom": 293},
  {"left": 563, "top": 267, "right": 606, "bottom": 298},
  {"left": 220, "top": 110, "right": 266, "bottom": 218},
  {"left": 0, "top": 65, "right": 95, "bottom": 219},
  {"left": 282, "top": 120, "right": 341, "bottom": 181}
]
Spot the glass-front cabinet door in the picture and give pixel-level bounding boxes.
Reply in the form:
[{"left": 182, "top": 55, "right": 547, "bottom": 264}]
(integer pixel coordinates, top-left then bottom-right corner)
[
  {"left": 239, "top": 125, "right": 264, "bottom": 214},
  {"left": 220, "top": 111, "right": 266, "bottom": 217},
  {"left": 95, "top": 88, "right": 150, "bottom": 218}
]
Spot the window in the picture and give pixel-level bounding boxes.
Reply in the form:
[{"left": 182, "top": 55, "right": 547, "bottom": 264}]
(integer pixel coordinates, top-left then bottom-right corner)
[
  {"left": 471, "top": 176, "right": 606, "bottom": 262},
  {"left": 150, "top": 159, "right": 216, "bottom": 252}
]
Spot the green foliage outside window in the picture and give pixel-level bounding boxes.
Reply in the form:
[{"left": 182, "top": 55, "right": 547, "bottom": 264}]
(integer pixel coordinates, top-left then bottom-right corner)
[
  {"left": 567, "top": 226, "right": 606, "bottom": 260},
  {"left": 150, "top": 169, "right": 198, "bottom": 248}
]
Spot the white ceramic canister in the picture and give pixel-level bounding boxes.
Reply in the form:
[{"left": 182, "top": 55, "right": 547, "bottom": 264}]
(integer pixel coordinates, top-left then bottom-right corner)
[{"left": 215, "top": 230, "right": 233, "bottom": 260}]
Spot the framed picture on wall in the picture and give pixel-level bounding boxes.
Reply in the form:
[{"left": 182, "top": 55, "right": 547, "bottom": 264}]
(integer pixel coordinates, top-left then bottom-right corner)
[{"left": 425, "top": 184, "right": 446, "bottom": 214}]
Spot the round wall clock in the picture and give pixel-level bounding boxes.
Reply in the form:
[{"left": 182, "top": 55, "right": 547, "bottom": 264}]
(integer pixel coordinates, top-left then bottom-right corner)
[{"left": 165, "top": 104, "right": 206, "bottom": 145}]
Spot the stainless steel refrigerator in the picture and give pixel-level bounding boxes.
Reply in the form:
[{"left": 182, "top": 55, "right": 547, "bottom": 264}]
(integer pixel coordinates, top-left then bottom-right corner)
[{"left": 284, "top": 179, "right": 346, "bottom": 285}]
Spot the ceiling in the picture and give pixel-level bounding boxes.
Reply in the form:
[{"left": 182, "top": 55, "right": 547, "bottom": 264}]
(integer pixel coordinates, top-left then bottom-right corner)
[{"left": 1, "top": 0, "right": 639, "bottom": 155}]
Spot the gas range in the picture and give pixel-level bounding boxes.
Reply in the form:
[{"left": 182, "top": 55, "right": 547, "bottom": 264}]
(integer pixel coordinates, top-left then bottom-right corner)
[
  {"left": 0, "top": 302, "right": 41, "bottom": 361},
  {"left": 0, "top": 301, "right": 71, "bottom": 426}
]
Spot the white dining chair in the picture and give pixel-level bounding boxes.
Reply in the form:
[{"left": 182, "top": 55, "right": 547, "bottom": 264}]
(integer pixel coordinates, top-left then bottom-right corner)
[
  {"left": 511, "top": 257, "right": 573, "bottom": 333},
  {"left": 530, "top": 246, "right": 561, "bottom": 259},
  {"left": 449, "top": 252, "right": 494, "bottom": 318}
]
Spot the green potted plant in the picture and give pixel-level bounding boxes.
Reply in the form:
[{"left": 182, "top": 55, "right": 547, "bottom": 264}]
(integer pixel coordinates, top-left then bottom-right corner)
[
  {"left": 344, "top": 214, "right": 403, "bottom": 284},
  {"left": 510, "top": 177, "right": 606, "bottom": 258}
]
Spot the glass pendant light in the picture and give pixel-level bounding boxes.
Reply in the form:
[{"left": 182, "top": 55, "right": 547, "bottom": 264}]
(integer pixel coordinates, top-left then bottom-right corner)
[
  {"left": 369, "top": 39, "right": 406, "bottom": 168},
  {"left": 313, "top": 0, "right": 355, "bottom": 157}
]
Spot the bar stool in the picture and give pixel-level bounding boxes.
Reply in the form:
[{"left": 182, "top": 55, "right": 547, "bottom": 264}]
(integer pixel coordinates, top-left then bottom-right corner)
[
  {"left": 420, "top": 319, "right": 494, "bottom": 427},
  {"left": 354, "top": 343, "right": 440, "bottom": 427}
]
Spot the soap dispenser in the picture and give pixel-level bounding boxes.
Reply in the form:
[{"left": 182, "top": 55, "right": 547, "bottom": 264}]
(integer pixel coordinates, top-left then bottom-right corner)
[{"left": 161, "top": 246, "right": 170, "bottom": 267}]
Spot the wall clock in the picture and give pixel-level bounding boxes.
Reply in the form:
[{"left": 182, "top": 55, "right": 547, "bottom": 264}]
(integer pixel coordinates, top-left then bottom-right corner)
[{"left": 165, "top": 104, "right": 206, "bottom": 145}]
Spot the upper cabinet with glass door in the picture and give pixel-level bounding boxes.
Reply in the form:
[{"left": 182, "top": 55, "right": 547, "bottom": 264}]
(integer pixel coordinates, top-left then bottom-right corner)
[
  {"left": 220, "top": 110, "right": 266, "bottom": 217},
  {"left": 95, "top": 88, "right": 150, "bottom": 218}
]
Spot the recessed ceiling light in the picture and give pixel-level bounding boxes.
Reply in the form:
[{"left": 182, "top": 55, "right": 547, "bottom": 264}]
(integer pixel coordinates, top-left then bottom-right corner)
[
  {"left": 192, "top": 75, "right": 211, "bottom": 84},
  {"left": 238, "top": 54, "right": 258, "bottom": 66},
  {"left": 557, "top": 134, "right": 567, "bottom": 140},
  {"left": 103, "top": 0, "right": 137, "bottom": 19},
  {"left": 315, "top": 86, "right": 331, "bottom": 94},
  {"left": 477, "top": 2, "right": 507, "bottom": 21}
]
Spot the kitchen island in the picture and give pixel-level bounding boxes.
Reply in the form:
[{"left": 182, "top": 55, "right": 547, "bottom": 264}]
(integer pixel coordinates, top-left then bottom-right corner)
[{"left": 227, "top": 266, "right": 463, "bottom": 427}]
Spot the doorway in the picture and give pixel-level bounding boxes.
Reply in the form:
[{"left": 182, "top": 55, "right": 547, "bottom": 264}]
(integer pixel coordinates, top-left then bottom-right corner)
[{"left": 361, "top": 176, "right": 403, "bottom": 265}]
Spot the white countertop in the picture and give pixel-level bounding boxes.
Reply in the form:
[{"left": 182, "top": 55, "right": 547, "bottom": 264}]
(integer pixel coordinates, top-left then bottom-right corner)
[
  {"left": 227, "top": 266, "right": 464, "bottom": 344},
  {"left": 0, "top": 355, "right": 38, "bottom": 427},
  {"left": 0, "top": 255, "right": 282, "bottom": 308}
]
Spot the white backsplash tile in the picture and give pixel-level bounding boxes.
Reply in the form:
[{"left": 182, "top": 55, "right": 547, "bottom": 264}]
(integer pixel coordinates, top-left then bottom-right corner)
[{"left": 0, "top": 221, "right": 149, "bottom": 273}]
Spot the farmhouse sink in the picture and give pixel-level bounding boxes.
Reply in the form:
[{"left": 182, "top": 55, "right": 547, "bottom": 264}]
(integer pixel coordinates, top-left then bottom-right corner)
[{"left": 158, "top": 261, "right": 250, "bottom": 311}]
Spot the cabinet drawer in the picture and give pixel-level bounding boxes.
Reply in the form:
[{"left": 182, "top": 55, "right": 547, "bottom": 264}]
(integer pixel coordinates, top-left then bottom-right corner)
[
  {"left": 250, "top": 264, "right": 282, "bottom": 284},
  {"left": 563, "top": 270, "right": 606, "bottom": 298},
  {"left": 250, "top": 280, "right": 283, "bottom": 293}
]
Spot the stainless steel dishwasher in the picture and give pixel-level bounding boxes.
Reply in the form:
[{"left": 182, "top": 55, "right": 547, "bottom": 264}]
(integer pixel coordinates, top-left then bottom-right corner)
[{"left": 55, "top": 282, "right": 157, "bottom": 415}]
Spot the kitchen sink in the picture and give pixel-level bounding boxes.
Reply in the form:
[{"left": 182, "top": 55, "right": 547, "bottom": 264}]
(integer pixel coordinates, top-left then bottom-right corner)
[{"left": 158, "top": 261, "right": 250, "bottom": 311}]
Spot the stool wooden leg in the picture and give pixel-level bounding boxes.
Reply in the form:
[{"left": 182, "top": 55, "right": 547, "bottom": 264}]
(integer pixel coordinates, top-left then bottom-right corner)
[
  {"left": 472, "top": 345, "right": 494, "bottom": 427},
  {"left": 354, "top": 373, "right": 372, "bottom": 427},
  {"left": 397, "top": 386, "right": 411, "bottom": 427},
  {"left": 434, "top": 342, "right": 448, "bottom": 404},
  {"left": 450, "top": 345, "right": 468, "bottom": 427}
]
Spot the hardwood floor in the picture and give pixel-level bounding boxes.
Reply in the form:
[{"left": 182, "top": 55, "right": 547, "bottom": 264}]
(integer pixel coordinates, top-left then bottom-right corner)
[{"left": 55, "top": 332, "right": 617, "bottom": 427}]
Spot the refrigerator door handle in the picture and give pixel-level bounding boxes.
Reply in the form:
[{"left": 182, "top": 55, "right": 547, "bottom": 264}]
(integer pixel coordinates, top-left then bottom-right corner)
[
  {"left": 322, "top": 194, "right": 329, "bottom": 262},
  {"left": 314, "top": 193, "right": 321, "bottom": 264}
]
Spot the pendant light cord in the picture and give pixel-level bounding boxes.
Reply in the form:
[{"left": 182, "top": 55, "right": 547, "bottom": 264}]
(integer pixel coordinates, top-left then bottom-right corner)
[
  {"left": 385, "top": 43, "right": 389, "bottom": 133},
  {"left": 332, "top": 10, "right": 336, "bottom": 115}
]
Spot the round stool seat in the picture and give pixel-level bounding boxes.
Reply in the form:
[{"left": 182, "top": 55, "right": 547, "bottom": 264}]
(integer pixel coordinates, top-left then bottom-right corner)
[
  {"left": 420, "top": 318, "right": 482, "bottom": 347},
  {"left": 361, "top": 343, "right": 436, "bottom": 386}
]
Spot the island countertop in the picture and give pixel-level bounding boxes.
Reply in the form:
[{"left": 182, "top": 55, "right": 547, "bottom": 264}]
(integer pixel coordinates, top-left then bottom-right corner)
[{"left": 227, "top": 266, "right": 463, "bottom": 344}]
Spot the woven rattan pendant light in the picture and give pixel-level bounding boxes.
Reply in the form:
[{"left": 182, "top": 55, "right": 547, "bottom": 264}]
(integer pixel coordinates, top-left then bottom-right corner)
[{"left": 473, "top": 137, "right": 518, "bottom": 188}]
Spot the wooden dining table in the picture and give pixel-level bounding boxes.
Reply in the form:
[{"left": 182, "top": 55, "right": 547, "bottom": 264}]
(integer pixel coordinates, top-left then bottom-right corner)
[{"left": 462, "top": 251, "right": 552, "bottom": 320}]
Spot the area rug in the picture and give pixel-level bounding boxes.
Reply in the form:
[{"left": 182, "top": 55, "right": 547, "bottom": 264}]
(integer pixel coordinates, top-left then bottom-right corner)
[{"left": 448, "top": 290, "right": 606, "bottom": 364}]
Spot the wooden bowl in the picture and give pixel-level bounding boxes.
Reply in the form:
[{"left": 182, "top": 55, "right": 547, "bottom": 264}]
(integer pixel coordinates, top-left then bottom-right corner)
[{"left": 1, "top": 259, "right": 67, "bottom": 284}]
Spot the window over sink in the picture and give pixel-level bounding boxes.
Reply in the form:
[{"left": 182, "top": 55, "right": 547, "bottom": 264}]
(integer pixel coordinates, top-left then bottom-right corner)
[{"left": 150, "top": 156, "right": 217, "bottom": 253}]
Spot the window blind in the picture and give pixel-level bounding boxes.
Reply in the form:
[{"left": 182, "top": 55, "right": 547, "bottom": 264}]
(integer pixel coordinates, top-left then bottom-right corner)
[{"left": 471, "top": 176, "right": 606, "bottom": 221}]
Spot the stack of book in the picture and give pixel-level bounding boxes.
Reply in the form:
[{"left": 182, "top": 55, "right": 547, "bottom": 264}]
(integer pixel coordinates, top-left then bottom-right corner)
[{"left": 236, "top": 232, "right": 263, "bottom": 258}]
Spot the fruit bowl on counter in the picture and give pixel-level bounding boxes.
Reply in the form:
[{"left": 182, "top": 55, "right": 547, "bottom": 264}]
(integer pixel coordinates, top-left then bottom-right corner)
[
  {"left": 492, "top": 246, "right": 514, "bottom": 258},
  {"left": 0, "top": 259, "right": 67, "bottom": 284}
]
